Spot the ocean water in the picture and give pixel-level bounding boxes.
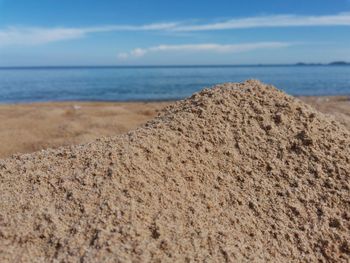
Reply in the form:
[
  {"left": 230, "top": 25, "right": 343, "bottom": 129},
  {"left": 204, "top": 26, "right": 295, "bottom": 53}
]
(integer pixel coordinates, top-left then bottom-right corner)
[{"left": 0, "top": 65, "right": 349, "bottom": 103}]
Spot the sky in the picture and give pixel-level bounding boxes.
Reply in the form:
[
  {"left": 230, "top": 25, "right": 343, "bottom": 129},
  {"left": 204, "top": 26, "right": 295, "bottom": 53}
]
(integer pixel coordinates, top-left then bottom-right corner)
[{"left": 0, "top": 0, "right": 350, "bottom": 66}]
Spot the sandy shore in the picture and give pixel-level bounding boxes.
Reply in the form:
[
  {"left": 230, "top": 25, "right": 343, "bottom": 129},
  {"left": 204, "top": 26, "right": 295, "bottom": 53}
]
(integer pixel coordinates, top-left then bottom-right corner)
[
  {"left": 0, "top": 96, "right": 348, "bottom": 158},
  {"left": 0, "top": 101, "right": 168, "bottom": 158},
  {"left": 1, "top": 81, "right": 349, "bottom": 262},
  {"left": 298, "top": 96, "right": 350, "bottom": 130}
]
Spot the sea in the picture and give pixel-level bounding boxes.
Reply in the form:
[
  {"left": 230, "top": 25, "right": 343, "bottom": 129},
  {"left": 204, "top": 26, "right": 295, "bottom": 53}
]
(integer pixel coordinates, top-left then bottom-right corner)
[{"left": 0, "top": 65, "right": 349, "bottom": 103}]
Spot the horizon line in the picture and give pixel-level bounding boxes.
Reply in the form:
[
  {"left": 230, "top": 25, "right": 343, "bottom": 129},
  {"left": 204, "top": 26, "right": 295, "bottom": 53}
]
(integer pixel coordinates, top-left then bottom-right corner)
[{"left": 0, "top": 62, "right": 349, "bottom": 69}]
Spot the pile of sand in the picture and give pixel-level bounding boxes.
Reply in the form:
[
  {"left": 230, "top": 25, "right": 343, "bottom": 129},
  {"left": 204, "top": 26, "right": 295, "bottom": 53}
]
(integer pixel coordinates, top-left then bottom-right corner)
[{"left": 0, "top": 80, "right": 349, "bottom": 262}]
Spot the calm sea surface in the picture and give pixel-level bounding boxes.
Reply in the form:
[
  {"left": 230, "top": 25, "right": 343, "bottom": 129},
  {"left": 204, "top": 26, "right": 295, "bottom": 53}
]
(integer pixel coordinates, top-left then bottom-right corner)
[{"left": 0, "top": 66, "right": 349, "bottom": 103}]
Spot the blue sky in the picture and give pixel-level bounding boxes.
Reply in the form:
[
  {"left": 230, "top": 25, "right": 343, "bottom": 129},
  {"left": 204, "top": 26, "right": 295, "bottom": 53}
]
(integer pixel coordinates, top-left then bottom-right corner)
[{"left": 0, "top": 0, "right": 350, "bottom": 66}]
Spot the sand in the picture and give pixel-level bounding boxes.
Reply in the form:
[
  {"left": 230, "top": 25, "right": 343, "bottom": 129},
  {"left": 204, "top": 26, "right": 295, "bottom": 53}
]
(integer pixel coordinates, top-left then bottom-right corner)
[
  {"left": 298, "top": 96, "right": 350, "bottom": 131},
  {"left": 0, "top": 102, "right": 167, "bottom": 158},
  {"left": 0, "top": 96, "right": 349, "bottom": 159},
  {"left": 0, "top": 80, "right": 349, "bottom": 262}
]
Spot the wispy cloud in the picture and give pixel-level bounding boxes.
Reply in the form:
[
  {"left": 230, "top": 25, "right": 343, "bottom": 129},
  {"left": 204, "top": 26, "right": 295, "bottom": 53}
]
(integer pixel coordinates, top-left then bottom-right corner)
[
  {"left": 1, "top": 12, "right": 350, "bottom": 46},
  {"left": 0, "top": 23, "right": 178, "bottom": 46},
  {"left": 117, "top": 42, "right": 291, "bottom": 59},
  {"left": 173, "top": 13, "right": 350, "bottom": 31},
  {"left": 0, "top": 27, "right": 85, "bottom": 46}
]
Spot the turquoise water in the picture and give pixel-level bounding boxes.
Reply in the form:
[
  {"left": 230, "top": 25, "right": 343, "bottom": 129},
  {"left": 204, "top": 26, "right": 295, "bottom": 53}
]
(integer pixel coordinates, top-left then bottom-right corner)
[{"left": 0, "top": 65, "right": 349, "bottom": 103}]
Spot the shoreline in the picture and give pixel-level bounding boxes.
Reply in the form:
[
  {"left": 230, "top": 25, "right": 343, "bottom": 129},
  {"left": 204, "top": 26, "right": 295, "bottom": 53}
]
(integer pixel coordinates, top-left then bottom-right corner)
[
  {"left": 0, "top": 98, "right": 180, "bottom": 105},
  {"left": 0, "top": 95, "right": 349, "bottom": 159},
  {"left": 0, "top": 94, "right": 348, "bottom": 106}
]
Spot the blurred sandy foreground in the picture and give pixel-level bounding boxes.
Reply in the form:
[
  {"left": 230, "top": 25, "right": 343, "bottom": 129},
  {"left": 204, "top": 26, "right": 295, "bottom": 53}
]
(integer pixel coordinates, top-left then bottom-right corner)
[{"left": 0, "top": 96, "right": 348, "bottom": 159}]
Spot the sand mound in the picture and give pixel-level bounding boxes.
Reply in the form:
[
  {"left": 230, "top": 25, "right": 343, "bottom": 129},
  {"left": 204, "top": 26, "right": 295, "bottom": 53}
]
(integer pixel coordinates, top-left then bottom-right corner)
[{"left": 0, "top": 80, "right": 349, "bottom": 262}]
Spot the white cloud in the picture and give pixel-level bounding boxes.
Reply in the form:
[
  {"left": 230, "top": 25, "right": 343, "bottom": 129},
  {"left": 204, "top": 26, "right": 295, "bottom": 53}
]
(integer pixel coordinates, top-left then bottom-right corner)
[
  {"left": 118, "top": 42, "right": 291, "bottom": 59},
  {"left": 85, "top": 22, "right": 179, "bottom": 32},
  {"left": 173, "top": 13, "right": 350, "bottom": 31},
  {"left": 0, "top": 27, "right": 86, "bottom": 46},
  {"left": 130, "top": 48, "right": 147, "bottom": 57},
  {"left": 117, "top": 52, "right": 129, "bottom": 60},
  {"left": 1, "top": 12, "right": 350, "bottom": 46},
  {"left": 0, "top": 22, "right": 178, "bottom": 46}
]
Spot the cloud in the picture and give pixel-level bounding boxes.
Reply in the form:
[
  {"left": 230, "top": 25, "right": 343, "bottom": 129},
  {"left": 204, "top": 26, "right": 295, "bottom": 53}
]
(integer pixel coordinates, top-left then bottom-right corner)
[
  {"left": 173, "top": 13, "right": 350, "bottom": 31},
  {"left": 130, "top": 48, "right": 147, "bottom": 57},
  {"left": 0, "top": 27, "right": 86, "bottom": 46},
  {"left": 85, "top": 22, "right": 179, "bottom": 32},
  {"left": 1, "top": 12, "right": 350, "bottom": 46},
  {"left": 117, "top": 42, "right": 291, "bottom": 59},
  {"left": 117, "top": 52, "right": 129, "bottom": 60},
  {"left": 0, "top": 22, "right": 178, "bottom": 46}
]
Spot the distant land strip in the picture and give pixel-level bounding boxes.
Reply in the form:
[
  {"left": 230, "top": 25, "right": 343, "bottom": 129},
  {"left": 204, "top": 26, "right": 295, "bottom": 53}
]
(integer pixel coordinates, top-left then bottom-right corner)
[{"left": 0, "top": 61, "right": 349, "bottom": 70}]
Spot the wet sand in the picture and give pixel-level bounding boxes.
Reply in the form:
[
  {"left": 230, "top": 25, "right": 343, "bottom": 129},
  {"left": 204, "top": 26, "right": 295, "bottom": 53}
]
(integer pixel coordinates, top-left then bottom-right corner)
[{"left": 0, "top": 96, "right": 348, "bottom": 158}]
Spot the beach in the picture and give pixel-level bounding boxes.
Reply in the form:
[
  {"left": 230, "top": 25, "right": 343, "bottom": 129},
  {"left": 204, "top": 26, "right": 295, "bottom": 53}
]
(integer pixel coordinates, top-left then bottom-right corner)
[
  {"left": 1, "top": 81, "right": 349, "bottom": 262},
  {"left": 0, "top": 101, "right": 168, "bottom": 158},
  {"left": 2, "top": 0, "right": 350, "bottom": 261},
  {"left": 0, "top": 95, "right": 348, "bottom": 158}
]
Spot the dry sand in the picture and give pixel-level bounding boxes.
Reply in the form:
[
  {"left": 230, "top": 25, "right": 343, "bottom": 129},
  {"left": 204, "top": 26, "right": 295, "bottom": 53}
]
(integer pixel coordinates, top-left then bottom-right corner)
[
  {"left": 298, "top": 96, "right": 350, "bottom": 131},
  {"left": 0, "top": 80, "right": 349, "bottom": 262},
  {"left": 0, "top": 95, "right": 349, "bottom": 159},
  {"left": 0, "top": 102, "right": 168, "bottom": 158}
]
